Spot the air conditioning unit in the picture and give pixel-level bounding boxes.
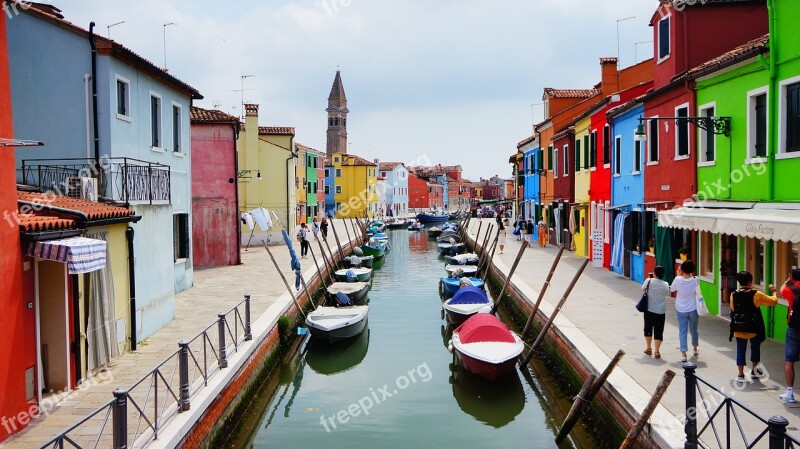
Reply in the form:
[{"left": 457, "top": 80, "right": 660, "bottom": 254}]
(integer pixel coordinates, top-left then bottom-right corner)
[{"left": 66, "top": 177, "right": 98, "bottom": 201}]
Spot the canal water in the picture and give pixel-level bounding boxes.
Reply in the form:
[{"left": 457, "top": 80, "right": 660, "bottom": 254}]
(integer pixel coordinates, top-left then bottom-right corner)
[{"left": 231, "top": 229, "right": 597, "bottom": 448}]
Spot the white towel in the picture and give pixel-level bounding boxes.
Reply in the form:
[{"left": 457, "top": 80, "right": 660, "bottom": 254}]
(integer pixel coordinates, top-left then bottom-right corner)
[
  {"left": 242, "top": 212, "right": 255, "bottom": 231},
  {"left": 250, "top": 208, "right": 272, "bottom": 231}
]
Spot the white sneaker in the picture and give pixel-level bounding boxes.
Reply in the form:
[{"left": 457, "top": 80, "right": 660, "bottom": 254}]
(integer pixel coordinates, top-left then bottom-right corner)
[{"left": 779, "top": 392, "right": 796, "bottom": 403}]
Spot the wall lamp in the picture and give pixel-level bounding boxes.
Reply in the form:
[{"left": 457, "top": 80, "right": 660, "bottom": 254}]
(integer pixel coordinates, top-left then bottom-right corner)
[
  {"left": 635, "top": 115, "right": 732, "bottom": 141},
  {"left": 238, "top": 169, "right": 262, "bottom": 180}
]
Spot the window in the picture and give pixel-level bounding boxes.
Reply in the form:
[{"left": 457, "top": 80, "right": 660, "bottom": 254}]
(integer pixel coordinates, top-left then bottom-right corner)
[
  {"left": 748, "top": 89, "right": 768, "bottom": 159},
  {"left": 583, "top": 135, "right": 590, "bottom": 169},
  {"left": 173, "top": 213, "right": 189, "bottom": 261},
  {"left": 613, "top": 136, "right": 621, "bottom": 175},
  {"left": 116, "top": 77, "right": 130, "bottom": 118},
  {"left": 335, "top": 185, "right": 342, "bottom": 194},
  {"left": 745, "top": 237, "right": 766, "bottom": 287},
  {"left": 658, "top": 15, "right": 670, "bottom": 61},
  {"left": 537, "top": 149, "right": 544, "bottom": 172},
  {"left": 776, "top": 242, "right": 800, "bottom": 290},
  {"left": 644, "top": 211, "right": 655, "bottom": 253},
  {"left": 633, "top": 139, "right": 642, "bottom": 173},
  {"left": 786, "top": 81, "right": 800, "bottom": 153},
  {"left": 381, "top": 171, "right": 387, "bottom": 177},
  {"left": 602, "top": 125, "right": 610, "bottom": 166},
  {"left": 335, "top": 168, "right": 342, "bottom": 177},
  {"left": 313, "top": 181, "right": 318, "bottom": 192},
  {"left": 325, "top": 169, "right": 330, "bottom": 178},
  {"left": 324, "top": 185, "right": 330, "bottom": 194},
  {"left": 698, "top": 104, "right": 715, "bottom": 163},
  {"left": 329, "top": 118, "right": 334, "bottom": 127},
  {"left": 334, "top": 156, "right": 340, "bottom": 163},
  {"left": 603, "top": 201, "right": 611, "bottom": 244},
  {"left": 548, "top": 145, "right": 554, "bottom": 170},
  {"left": 676, "top": 105, "right": 690, "bottom": 157},
  {"left": 590, "top": 130, "right": 597, "bottom": 168},
  {"left": 553, "top": 147, "right": 559, "bottom": 178},
  {"left": 150, "top": 94, "right": 162, "bottom": 148},
  {"left": 172, "top": 104, "right": 182, "bottom": 153},
  {"left": 563, "top": 145, "right": 569, "bottom": 176},
  {"left": 699, "top": 231, "right": 714, "bottom": 278},
  {"left": 574, "top": 139, "right": 581, "bottom": 173},
  {"left": 648, "top": 117, "right": 659, "bottom": 163}
]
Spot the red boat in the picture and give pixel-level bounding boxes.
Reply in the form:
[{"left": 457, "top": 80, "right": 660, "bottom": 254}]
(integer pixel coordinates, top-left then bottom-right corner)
[{"left": 449, "top": 313, "right": 524, "bottom": 382}]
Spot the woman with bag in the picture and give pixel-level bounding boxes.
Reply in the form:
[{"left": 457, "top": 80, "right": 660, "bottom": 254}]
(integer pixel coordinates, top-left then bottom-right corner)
[
  {"left": 730, "top": 271, "right": 777, "bottom": 382},
  {"left": 497, "top": 222, "right": 507, "bottom": 254},
  {"left": 671, "top": 260, "right": 700, "bottom": 363},
  {"left": 641, "top": 266, "right": 670, "bottom": 358}
]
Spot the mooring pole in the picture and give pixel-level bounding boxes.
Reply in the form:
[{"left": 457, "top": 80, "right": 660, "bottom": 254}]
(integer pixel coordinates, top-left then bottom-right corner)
[
  {"left": 555, "top": 373, "right": 597, "bottom": 444},
  {"left": 490, "top": 241, "right": 529, "bottom": 315},
  {"left": 307, "top": 243, "right": 328, "bottom": 291},
  {"left": 329, "top": 218, "right": 347, "bottom": 263},
  {"left": 520, "top": 247, "right": 565, "bottom": 339},
  {"left": 316, "top": 237, "right": 336, "bottom": 284},
  {"left": 480, "top": 224, "right": 493, "bottom": 258},
  {"left": 618, "top": 370, "right": 676, "bottom": 449},
  {"left": 479, "top": 232, "right": 499, "bottom": 275},
  {"left": 262, "top": 240, "right": 307, "bottom": 319},
  {"left": 323, "top": 235, "right": 339, "bottom": 270},
  {"left": 343, "top": 216, "right": 354, "bottom": 248},
  {"left": 348, "top": 217, "right": 360, "bottom": 245},
  {"left": 474, "top": 221, "right": 483, "bottom": 250},
  {"left": 524, "top": 258, "right": 590, "bottom": 358}
]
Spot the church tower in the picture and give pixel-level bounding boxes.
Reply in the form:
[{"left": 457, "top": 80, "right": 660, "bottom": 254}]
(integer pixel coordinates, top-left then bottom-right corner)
[{"left": 326, "top": 70, "right": 349, "bottom": 156}]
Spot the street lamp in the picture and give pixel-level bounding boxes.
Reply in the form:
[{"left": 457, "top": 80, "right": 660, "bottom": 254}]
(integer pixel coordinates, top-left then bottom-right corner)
[
  {"left": 634, "top": 116, "right": 732, "bottom": 140},
  {"left": 238, "top": 169, "right": 262, "bottom": 181}
]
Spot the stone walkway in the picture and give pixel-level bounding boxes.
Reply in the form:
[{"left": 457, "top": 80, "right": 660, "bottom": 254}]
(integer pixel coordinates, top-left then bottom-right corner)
[
  {"left": 467, "top": 218, "right": 799, "bottom": 447},
  {"left": 1, "top": 220, "right": 359, "bottom": 449}
]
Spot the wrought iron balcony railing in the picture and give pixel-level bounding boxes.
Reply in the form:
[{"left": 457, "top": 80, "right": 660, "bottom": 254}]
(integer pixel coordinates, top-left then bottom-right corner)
[{"left": 20, "top": 157, "right": 171, "bottom": 205}]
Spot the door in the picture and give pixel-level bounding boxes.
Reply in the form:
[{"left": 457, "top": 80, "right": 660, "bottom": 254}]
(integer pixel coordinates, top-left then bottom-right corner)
[
  {"left": 719, "top": 234, "right": 738, "bottom": 318},
  {"left": 36, "top": 261, "right": 72, "bottom": 396}
]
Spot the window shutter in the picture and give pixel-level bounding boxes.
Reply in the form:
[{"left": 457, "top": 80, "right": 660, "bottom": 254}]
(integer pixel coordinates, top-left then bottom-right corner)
[
  {"left": 755, "top": 94, "right": 767, "bottom": 157},
  {"left": 548, "top": 145, "right": 553, "bottom": 170},
  {"left": 584, "top": 135, "right": 590, "bottom": 169},
  {"left": 575, "top": 140, "right": 581, "bottom": 173},
  {"left": 603, "top": 126, "right": 610, "bottom": 165},
  {"left": 787, "top": 83, "right": 800, "bottom": 152}
]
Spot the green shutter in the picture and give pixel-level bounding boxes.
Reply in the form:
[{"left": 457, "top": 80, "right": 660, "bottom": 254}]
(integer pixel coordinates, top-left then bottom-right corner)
[
  {"left": 547, "top": 145, "right": 553, "bottom": 170},
  {"left": 575, "top": 140, "right": 581, "bottom": 173},
  {"left": 584, "top": 135, "right": 590, "bottom": 169}
]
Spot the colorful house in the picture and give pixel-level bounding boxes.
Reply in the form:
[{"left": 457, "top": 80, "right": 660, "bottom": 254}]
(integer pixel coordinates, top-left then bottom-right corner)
[
  {"left": 408, "top": 172, "right": 429, "bottom": 211},
  {"left": 237, "top": 104, "right": 296, "bottom": 243},
  {"left": 9, "top": 4, "right": 202, "bottom": 342},
  {"left": 551, "top": 126, "right": 575, "bottom": 248},
  {"left": 190, "top": 106, "right": 241, "bottom": 267},
  {"left": 573, "top": 115, "right": 592, "bottom": 257},
  {"left": 327, "top": 152, "right": 378, "bottom": 218},
  {"left": 518, "top": 136, "right": 539, "bottom": 221},
  {"left": 296, "top": 143, "right": 325, "bottom": 223},
  {"left": 378, "top": 161, "right": 409, "bottom": 216}
]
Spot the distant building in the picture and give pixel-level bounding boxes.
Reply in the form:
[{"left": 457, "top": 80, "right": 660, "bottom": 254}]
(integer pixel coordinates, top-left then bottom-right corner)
[
  {"left": 295, "top": 143, "right": 325, "bottom": 224},
  {"left": 326, "top": 71, "right": 348, "bottom": 157},
  {"left": 408, "top": 172, "right": 429, "bottom": 211},
  {"left": 377, "top": 161, "right": 409, "bottom": 216},
  {"left": 326, "top": 152, "right": 378, "bottom": 218}
]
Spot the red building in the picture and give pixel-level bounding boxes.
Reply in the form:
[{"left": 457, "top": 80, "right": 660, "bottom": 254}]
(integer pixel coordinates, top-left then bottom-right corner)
[
  {"left": 408, "top": 172, "right": 429, "bottom": 210},
  {"left": 428, "top": 182, "right": 444, "bottom": 209},
  {"left": 551, "top": 127, "right": 575, "bottom": 247},
  {"left": 190, "top": 107, "right": 241, "bottom": 267},
  {"left": 641, "top": 1, "right": 768, "bottom": 274}
]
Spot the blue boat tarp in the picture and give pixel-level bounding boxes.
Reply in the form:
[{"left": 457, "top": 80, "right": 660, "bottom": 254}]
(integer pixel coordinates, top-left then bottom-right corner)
[{"left": 449, "top": 286, "right": 489, "bottom": 305}]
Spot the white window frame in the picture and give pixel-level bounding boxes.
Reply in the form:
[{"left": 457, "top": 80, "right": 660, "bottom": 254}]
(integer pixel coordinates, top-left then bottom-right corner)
[
  {"left": 777, "top": 74, "right": 800, "bottom": 160},
  {"left": 746, "top": 86, "right": 770, "bottom": 164},
  {"left": 335, "top": 168, "right": 342, "bottom": 178},
  {"left": 149, "top": 92, "right": 163, "bottom": 152},
  {"left": 171, "top": 101, "right": 184, "bottom": 156},
  {"left": 562, "top": 144, "right": 569, "bottom": 176},
  {"left": 657, "top": 14, "right": 671, "bottom": 64},
  {"left": 115, "top": 75, "right": 131, "bottom": 122},
  {"left": 613, "top": 135, "right": 622, "bottom": 176},
  {"left": 603, "top": 200, "right": 610, "bottom": 244},
  {"left": 553, "top": 147, "right": 559, "bottom": 178},
  {"left": 335, "top": 185, "right": 342, "bottom": 194},
  {"left": 674, "top": 103, "right": 691, "bottom": 160},
  {"left": 697, "top": 102, "right": 716, "bottom": 166},
  {"left": 697, "top": 231, "right": 715, "bottom": 283},
  {"left": 647, "top": 115, "right": 660, "bottom": 165},
  {"left": 632, "top": 131, "right": 642, "bottom": 175}
]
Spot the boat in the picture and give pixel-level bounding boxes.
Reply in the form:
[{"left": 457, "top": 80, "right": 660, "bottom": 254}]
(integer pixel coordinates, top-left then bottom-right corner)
[
  {"left": 369, "top": 221, "right": 385, "bottom": 231},
  {"left": 440, "top": 277, "right": 485, "bottom": 296},
  {"left": 305, "top": 292, "right": 369, "bottom": 344},
  {"left": 343, "top": 254, "right": 374, "bottom": 268},
  {"left": 407, "top": 221, "right": 424, "bottom": 231},
  {"left": 437, "top": 235, "right": 462, "bottom": 244},
  {"left": 442, "top": 286, "right": 493, "bottom": 325},
  {"left": 445, "top": 264, "right": 479, "bottom": 277},
  {"left": 326, "top": 282, "right": 370, "bottom": 304},
  {"left": 385, "top": 219, "right": 408, "bottom": 229},
  {"left": 438, "top": 229, "right": 460, "bottom": 240},
  {"left": 427, "top": 226, "right": 443, "bottom": 238},
  {"left": 372, "top": 232, "right": 389, "bottom": 242},
  {"left": 445, "top": 253, "right": 480, "bottom": 266},
  {"left": 449, "top": 312, "right": 524, "bottom": 381},
  {"left": 417, "top": 213, "right": 450, "bottom": 224},
  {"left": 359, "top": 240, "right": 387, "bottom": 260},
  {"left": 450, "top": 362, "right": 525, "bottom": 428},
  {"left": 306, "top": 328, "right": 370, "bottom": 375},
  {"left": 438, "top": 242, "right": 465, "bottom": 254},
  {"left": 334, "top": 267, "right": 373, "bottom": 282}
]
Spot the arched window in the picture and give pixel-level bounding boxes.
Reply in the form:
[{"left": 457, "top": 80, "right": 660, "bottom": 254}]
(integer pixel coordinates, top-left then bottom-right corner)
[{"left": 334, "top": 117, "right": 339, "bottom": 126}]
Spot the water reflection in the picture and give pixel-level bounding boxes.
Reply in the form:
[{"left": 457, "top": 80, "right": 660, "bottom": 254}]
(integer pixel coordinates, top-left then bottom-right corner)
[
  {"left": 449, "top": 362, "right": 526, "bottom": 428},
  {"left": 305, "top": 328, "right": 370, "bottom": 375}
]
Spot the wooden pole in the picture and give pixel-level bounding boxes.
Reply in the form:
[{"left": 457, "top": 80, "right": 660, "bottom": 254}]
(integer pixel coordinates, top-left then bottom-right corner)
[
  {"left": 316, "top": 237, "right": 336, "bottom": 284},
  {"left": 520, "top": 247, "right": 566, "bottom": 339},
  {"left": 524, "top": 258, "right": 590, "bottom": 358},
  {"left": 479, "top": 232, "right": 499, "bottom": 275},
  {"left": 474, "top": 221, "right": 483, "bottom": 251},
  {"left": 555, "top": 373, "right": 597, "bottom": 444},
  {"left": 329, "top": 218, "right": 346, "bottom": 263},
  {"left": 262, "top": 241, "right": 306, "bottom": 319},
  {"left": 618, "top": 370, "right": 676, "bottom": 449},
  {"left": 352, "top": 217, "right": 365, "bottom": 244},
  {"left": 343, "top": 216, "right": 354, "bottom": 248},
  {"left": 323, "top": 236, "right": 338, "bottom": 270},
  {"left": 307, "top": 242, "right": 328, "bottom": 291},
  {"left": 554, "top": 349, "right": 626, "bottom": 444},
  {"left": 490, "top": 241, "right": 528, "bottom": 314}
]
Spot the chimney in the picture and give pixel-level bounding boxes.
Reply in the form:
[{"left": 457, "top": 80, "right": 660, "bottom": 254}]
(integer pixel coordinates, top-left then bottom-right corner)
[
  {"left": 244, "top": 103, "right": 259, "bottom": 117},
  {"left": 600, "top": 57, "right": 619, "bottom": 95}
]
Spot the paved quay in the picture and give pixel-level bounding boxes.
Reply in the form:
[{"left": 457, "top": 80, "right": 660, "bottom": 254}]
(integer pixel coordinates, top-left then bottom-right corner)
[
  {"left": 1, "top": 220, "right": 360, "bottom": 449},
  {"left": 466, "top": 218, "right": 799, "bottom": 448}
]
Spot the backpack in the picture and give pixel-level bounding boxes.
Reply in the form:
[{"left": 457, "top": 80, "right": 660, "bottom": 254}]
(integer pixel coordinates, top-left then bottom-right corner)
[
  {"left": 788, "top": 283, "right": 800, "bottom": 331},
  {"left": 730, "top": 289, "right": 759, "bottom": 335}
]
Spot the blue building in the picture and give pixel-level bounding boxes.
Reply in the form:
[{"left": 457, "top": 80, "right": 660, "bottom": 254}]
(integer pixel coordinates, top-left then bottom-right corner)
[
  {"left": 378, "top": 162, "right": 408, "bottom": 216},
  {"left": 519, "top": 136, "right": 540, "bottom": 221},
  {"left": 9, "top": 6, "right": 202, "bottom": 340},
  {"left": 324, "top": 162, "right": 336, "bottom": 216},
  {"left": 608, "top": 101, "right": 645, "bottom": 283}
]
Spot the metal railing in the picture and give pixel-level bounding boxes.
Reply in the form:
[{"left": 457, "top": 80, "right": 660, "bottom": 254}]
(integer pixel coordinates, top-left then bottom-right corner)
[
  {"left": 684, "top": 363, "right": 800, "bottom": 449},
  {"left": 20, "top": 157, "right": 171, "bottom": 205},
  {"left": 40, "top": 295, "right": 253, "bottom": 449}
]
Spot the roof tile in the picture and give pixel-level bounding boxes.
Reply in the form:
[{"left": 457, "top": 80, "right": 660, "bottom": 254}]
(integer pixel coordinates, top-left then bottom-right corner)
[
  {"left": 190, "top": 106, "right": 239, "bottom": 123},
  {"left": 17, "top": 214, "right": 76, "bottom": 232},
  {"left": 544, "top": 88, "right": 602, "bottom": 99},
  {"left": 18, "top": 191, "right": 135, "bottom": 221}
]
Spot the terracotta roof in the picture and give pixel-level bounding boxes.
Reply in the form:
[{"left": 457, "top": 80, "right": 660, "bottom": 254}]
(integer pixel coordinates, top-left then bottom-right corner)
[
  {"left": 18, "top": 192, "right": 136, "bottom": 221},
  {"left": 190, "top": 106, "right": 239, "bottom": 123},
  {"left": 517, "top": 134, "right": 537, "bottom": 148},
  {"left": 258, "top": 126, "right": 295, "bottom": 136},
  {"left": 551, "top": 126, "right": 576, "bottom": 141},
  {"left": 606, "top": 94, "right": 646, "bottom": 119},
  {"left": 17, "top": 214, "right": 75, "bottom": 232},
  {"left": 680, "top": 34, "right": 769, "bottom": 81},
  {"left": 378, "top": 162, "right": 403, "bottom": 171},
  {"left": 295, "top": 142, "right": 324, "bottom": 155},
  {"left": 543, "top": 88, "right": 601, "bottom": 99},
  {"left": 600, "top": 57, "right": 618, "bottom": 65},
  {"left": 341, "top": 154, "right": 376, "bottom": 166}
]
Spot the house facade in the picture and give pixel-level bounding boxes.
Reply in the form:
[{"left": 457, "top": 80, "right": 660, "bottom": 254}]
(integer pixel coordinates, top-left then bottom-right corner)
[
  {"left": 296, "top": 143, "right": 324, "bottom": 223},
  {"left": 519, "top": 136, "right": 539, "bottom": 221},
  {"left": 408, "top": 172, "right": 429, "bottom": 211},
  {"left": 327, "top": 152, "right": 378, "bottom": 218},
  {"left": 378, "top": 161, "right": 409, "bottom": 216}
]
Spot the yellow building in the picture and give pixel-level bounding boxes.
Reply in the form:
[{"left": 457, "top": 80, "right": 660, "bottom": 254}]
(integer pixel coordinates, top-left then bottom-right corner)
[
  {"left": 573, "top": 115, "right": 592, "bottom": 257},
  {"left": 238, "top": 103, "right": 297, "bottom": 242},
  {"left": 328, "top": 152, "right": 378, "bottom": 218}
]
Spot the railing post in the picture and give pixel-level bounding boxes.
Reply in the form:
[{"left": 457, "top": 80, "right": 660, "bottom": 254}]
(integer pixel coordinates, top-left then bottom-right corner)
[
  {"left": 148, "top": 162, "right": 153, "bottom": 204},
  {"left": 684, "top": 363, "right": 698, "bottom": 449},
  {"left": 244, "top": 294, "right": 253, "bottom": 341},
  {"left": 112, "top": 389, "right": 128, "bottom": 449},
  {"left": 178, "top": 340, "right": 191, "bottom": 412},
  {"left": 768, "top": 416, "right": 789, "bottom": 449},
  {"left": 218, "top": 313, "right": 228, "bottom": 369}
]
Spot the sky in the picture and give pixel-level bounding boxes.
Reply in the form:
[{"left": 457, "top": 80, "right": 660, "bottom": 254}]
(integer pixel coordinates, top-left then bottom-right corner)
[{"left": 55, "top": 0, "right": 659, "bottom": 180}]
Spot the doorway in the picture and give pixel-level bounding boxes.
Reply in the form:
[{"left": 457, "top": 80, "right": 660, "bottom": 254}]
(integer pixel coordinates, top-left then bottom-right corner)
[
  {"left": 36, "top": 261, "right": 73, "bottom": 397},
  {"left": 719, "top": 234, "right": 738, "bottom": 319}
]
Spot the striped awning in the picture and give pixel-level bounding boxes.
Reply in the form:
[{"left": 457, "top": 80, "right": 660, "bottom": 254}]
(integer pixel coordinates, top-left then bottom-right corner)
[{"left": 28, "top": 237, "right": 107, "bottom": 274}]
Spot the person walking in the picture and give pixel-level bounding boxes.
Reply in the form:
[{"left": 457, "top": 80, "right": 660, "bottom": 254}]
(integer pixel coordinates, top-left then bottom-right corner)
[
  {"left": 729, "top": 271, "right": 777, "bottom": 382},
  {"left": 311, "top": 217, "right": 320, "bottom": 240},
  {"left": 526, "top": 219, "right": 534, "bottom": 246},
  {"left": 298, "top": 222, "right": 310, "bottom": 258},
  {"left": 642, "top": 266, "right": 670, "bottom": 359},
  {"left": 320, "top": 217, "right": 329, "bottom": 239},
  {"left": 514, "top": 216, "right": 523, "bottom": 241},
  {"left": 670, "top": 260, "right": 700, "bottom": 363},
  {"left": 497, "top": 222, "right": 506, "bottom": 254},
  {"left": 780, "top": 269, "right": 800, "bottom": 403},
  {"left": 538, "top": 220, "right": 547, "bottom": 247}
]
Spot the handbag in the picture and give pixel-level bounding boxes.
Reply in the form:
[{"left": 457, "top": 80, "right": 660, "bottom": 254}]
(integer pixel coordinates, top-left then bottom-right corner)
[
  {"left": 636, "top": 280, "right": 650, "bottom": 313},
  {"left": 695, "top": 280, "right": 709, "bottom": 317}
]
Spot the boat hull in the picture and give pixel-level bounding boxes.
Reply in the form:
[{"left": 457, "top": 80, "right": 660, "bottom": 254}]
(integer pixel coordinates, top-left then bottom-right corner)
[
  {"left": 359, "top": 245, "right": 386, "bottom": 260},
  {"left": 417, "top": 213, "right": 450, "bottom": 224},
  {"left": 334, "top": 269, "right": 372, "bottom": 282},
  {"left": 308, "top": 316, "right": 369, "bottom": 344},
  {"left": 454, "top": 350, "right": 518, "bottom": 382},
  {"left": 326, "top": 282, "right": 370, "bottom": 304},
  {"left": 440, "top": 277, "right": 485, "bottom": 295},
  {"left": 344, "top": 255, "right": 374, "bottom": 268}
]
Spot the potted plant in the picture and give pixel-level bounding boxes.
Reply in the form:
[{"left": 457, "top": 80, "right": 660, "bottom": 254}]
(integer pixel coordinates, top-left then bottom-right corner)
[
  {"left": 679, "top": 243, "right": 690, "bottom": 261},
  {"left": 648, "top": 237, "right": 655, "bottom": 253}
]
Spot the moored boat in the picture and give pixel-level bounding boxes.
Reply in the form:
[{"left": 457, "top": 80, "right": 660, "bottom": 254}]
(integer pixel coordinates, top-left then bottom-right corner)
[
  {"left": 385, "top": 219, "right": 408, "bottom": 229},
  {"left": 427, "top": 226, "right": 443, "bottom": 238},
  {"left": 438, "top": 242, "right": 465, "bottom": 254},
  {"left": 449, "top": 312, "right": 524, "bottom": 381},
  {"left": 359, "top": 240, "right": 387, "bottom": 260},
  {"left": 445, "top": 253, "right": 480, "bottom": 266},
  {"left": 344, "top": 254, "right": 374, "bottom": 268},
  {"left": 305, "top": 293, "right": 369, "bottom": 344},
  {"left": 440, "top": 276, "right": 485, "bottom": 296},
  {"left": 326, "top": 282, "right": 370, "bottom": 304},
  {"left": 442, "top": 286, "right": 493, "bottom": 325},
  {"left": 417, "top": 213, "right": 450, "bottom": 224},
  {"left": 445, "top": 264, "right": 479, "bottom": 277},
  {"left": 334, "top": 267, "right": 373, "bottom": 282}
]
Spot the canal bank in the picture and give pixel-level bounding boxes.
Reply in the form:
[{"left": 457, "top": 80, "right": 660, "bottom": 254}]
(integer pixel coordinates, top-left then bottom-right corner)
[{"left": 465, "top": 218, "right": 799, "bottom": 448}]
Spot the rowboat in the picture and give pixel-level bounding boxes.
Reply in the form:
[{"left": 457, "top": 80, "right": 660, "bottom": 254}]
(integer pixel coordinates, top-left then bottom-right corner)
[
  {"left": 438, "top": 242, "right": 465, "bottom": 254},
  {"left": 445, "top": 264, "right": 479, "bottom": 277},
  {"left": 385, "top": 219, "right": 408, "bottom": 229},
  {"left": 440, "top": 277, "right": 485, "bottom": 296},
  {"left": 359, "top": 241, "right": 387, "bottom": 260},
  {"left": 417, "top": 213, "right": 450, "bottom": 224},
  {"left": 427, "top": 226, "right": 443, "bottom": 238},
  {"left": 326, "top": 282, "right": 370, "bottom": 304},
  {"left": 334, "top": 267, "right": 373, "bottom": 282},
  {"left": 305, "top": 293, "right": 369, "bottom": 344},
  {"left": 442, "top": 286, "right": 493, "bottom": 325},
  {"left": 344, "top": 254, "right": 374, "bottom": 268},
  {"left": 449, "top": 312, "right": 524, "bottom": 381},
  {"left": 445, "top": 253, "right": 480, "bottom": 266}
]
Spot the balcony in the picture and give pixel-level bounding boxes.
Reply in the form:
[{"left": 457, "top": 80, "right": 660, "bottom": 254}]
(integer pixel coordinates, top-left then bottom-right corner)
[{"left": 20, "top": 157, "right": 171, "bottom": 205}]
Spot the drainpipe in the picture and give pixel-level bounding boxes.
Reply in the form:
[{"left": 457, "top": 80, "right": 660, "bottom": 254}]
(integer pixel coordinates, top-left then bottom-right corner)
[
  {"left": 233, "top": 124, "right": 241, "bottom": 264},
  {"left": 88, "top": 23, "right": 100, "bottom": 166},
  {"left": 126, "top": 226, "right": 137, "bottom": 351},
  {"left": 766, "top": 0, "right": 777, "bottom": 202},
  {"left": 285, "top": 138, "right": 298, "bottom": 229}
]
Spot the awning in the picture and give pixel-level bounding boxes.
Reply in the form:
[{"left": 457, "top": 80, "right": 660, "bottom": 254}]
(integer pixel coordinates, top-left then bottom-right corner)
[
  {"left": 27, "top": 236, "right": 108, "bottom": 274},
  {"left": 659, "top": 208, "right": 800, "bottom": 243}
]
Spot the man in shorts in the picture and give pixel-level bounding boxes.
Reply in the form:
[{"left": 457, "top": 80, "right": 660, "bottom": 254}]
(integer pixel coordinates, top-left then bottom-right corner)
[{"left": 780, "top": 269, "right": 800, "bottom": 403}]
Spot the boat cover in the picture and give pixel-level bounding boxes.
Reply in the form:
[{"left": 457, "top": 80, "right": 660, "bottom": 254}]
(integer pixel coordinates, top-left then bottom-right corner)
[
  {"left": 335, "top": 291, "right": 352, "bottom": 306},
  {"left": 449, "top": 286, "right": 489, "bottom": 305},
  {"left": 456, "top": 314, "right": 515, "bottom": 343},
  {"left": 346, "top": 270, "right": 357, "bottom": 283}
]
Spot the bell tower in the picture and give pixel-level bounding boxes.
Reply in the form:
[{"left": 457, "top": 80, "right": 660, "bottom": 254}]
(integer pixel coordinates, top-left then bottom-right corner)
[{"left": 326, "top": 70, "right": 349, "bottom": 156}]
